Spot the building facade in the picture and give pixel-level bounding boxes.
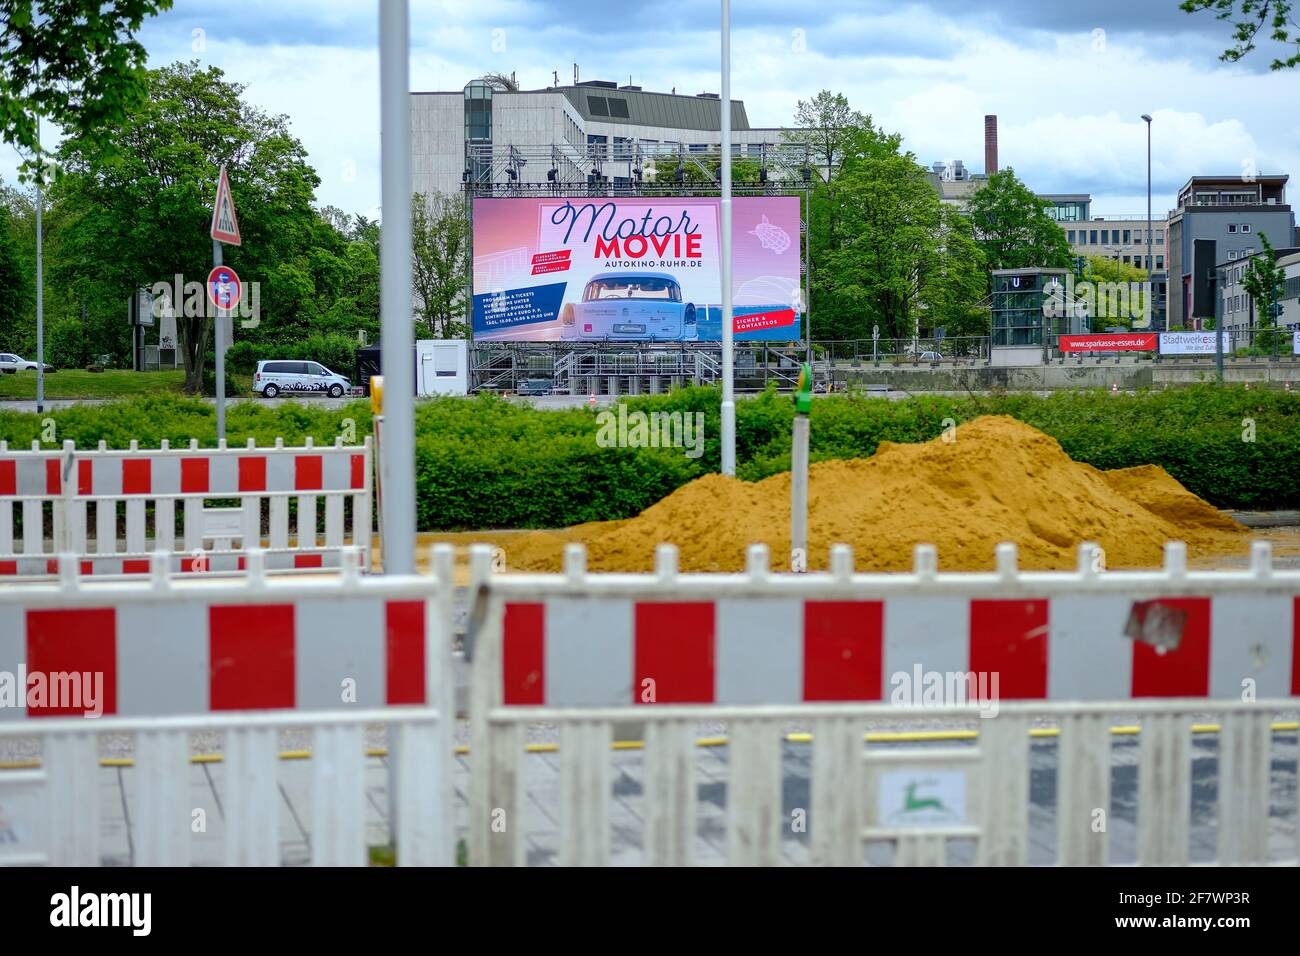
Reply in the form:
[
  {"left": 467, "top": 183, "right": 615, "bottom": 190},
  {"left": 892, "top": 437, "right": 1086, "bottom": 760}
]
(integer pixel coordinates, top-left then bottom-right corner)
[
  {"left": 1216, "top": 246, "right": 1300, "bottom": 334},
  {"left": 1166, "top": 175, "right": 1295, "bottom": 330},
  {"left": 412, "top": 79, "right": 786, "bottom": 197}
]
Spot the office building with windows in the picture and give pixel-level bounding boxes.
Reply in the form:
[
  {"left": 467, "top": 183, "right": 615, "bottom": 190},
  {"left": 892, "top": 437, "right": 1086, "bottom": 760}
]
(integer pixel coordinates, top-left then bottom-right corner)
[
  {"left": 1216, "top": 246, "right": 1300, "bottom": 333},
  {"left": 1166, "top": 174, "right": 1295, "bottom": 329},
  {"left": 412, "top": 78, "right": 786, "bottom": 196}
]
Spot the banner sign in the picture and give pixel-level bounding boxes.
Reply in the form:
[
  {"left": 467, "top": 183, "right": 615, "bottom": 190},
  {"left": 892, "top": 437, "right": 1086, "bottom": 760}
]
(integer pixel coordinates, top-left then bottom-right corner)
[
  {"left": 470, "top": 196, "right": 803, "bottom": 342},
  {"left": 1158, "top": 331, "right": 1231, "bottom": 355},
  {"left": 1059, "top": 333, "right": 1157, "bottom": 352}
]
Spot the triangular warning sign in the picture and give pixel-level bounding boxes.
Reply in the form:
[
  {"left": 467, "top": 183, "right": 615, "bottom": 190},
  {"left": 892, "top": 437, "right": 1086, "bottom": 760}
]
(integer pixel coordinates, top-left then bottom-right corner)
[{"left": 210, "top": 165, "right": 242, "bottom": 245}]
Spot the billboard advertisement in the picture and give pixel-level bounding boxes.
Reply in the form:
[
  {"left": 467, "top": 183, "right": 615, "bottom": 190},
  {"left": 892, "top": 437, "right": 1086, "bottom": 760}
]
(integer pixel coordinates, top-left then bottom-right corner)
[
  {"left": 1158, "top": 331, "right": 1230, "bottom": 354},
  {"left": 1058, "top": 333, "right": 1157, "bottom": 352},
  {"left": 470, "top": 196, "right": 803, "bottom": 342}
]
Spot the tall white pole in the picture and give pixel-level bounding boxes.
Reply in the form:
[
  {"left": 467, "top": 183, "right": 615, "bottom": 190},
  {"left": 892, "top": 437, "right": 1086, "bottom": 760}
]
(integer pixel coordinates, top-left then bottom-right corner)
[
  {"left": 34, "top": 64, "right": 44, "bottom": 415},
  {"left": 719, "top": 0, "right": 735, "bottom": 476},
  {"left": 379, "top": 0, "right": 415, "bottom": 574},
  {"left": 213, "top": 239, "right": 225, "bottom": 438}
]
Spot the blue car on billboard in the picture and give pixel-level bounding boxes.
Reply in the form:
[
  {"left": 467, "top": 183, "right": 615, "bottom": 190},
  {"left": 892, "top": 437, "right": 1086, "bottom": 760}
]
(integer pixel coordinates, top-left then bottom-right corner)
[{"left": 559, "top": 272, "right": 698, "bottom": 342}]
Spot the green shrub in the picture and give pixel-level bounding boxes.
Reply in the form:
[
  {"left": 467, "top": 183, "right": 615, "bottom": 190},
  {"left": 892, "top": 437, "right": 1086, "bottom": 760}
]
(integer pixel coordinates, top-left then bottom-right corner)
[
  {"left": 1, "top": 385, "right": 1296, "bottom": 526},
  {"left": 223, "top": 334, "right": 358, "bottom": 376}
]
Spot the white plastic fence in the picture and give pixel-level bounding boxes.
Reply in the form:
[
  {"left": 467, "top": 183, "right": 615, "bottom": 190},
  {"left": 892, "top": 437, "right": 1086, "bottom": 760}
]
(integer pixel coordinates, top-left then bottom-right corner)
[
  {"left": 0, "top": 437, "right": 372, "bottom": 577},
  {"left": 466, "top": 540, "right": 1300, "bottom": 866},
  {"left": 0, "top": 546, "right": 455, "bottom": 866}
]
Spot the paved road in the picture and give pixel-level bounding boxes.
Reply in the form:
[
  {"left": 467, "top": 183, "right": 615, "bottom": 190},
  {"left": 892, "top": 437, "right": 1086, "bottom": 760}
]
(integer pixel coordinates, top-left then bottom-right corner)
[{"left": 0, "top": 395, "right": 360, "bottom": 413}]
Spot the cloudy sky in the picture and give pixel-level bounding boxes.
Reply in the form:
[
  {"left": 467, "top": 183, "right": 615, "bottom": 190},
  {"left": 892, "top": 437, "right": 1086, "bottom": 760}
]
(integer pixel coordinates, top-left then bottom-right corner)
[{"left": 6, "top": 0, "right": 1299, "bottom": 221}]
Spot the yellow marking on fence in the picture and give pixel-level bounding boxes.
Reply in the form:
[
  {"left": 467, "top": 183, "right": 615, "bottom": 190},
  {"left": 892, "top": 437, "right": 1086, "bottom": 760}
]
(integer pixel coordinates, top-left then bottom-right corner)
[{"left": 2, "top": 721, "right": 1296, "bottom": 771}]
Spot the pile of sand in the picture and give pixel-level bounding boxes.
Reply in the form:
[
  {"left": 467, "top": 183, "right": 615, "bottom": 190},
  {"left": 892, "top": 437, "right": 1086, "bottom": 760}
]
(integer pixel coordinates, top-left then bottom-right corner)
[{"left": 491, "top": 416, "right": 1251, "bottom": 573}]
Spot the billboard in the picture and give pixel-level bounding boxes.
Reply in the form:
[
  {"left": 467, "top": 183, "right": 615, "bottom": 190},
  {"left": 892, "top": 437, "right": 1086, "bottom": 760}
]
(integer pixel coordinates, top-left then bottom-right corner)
[
  {"left": 1159, "top": 331, "right": 1230, "bottom": 355},
  {"left": 1058, "top": 333, "right": 1157, "bottom": 352},
  {"left": 470, "top": 196, "right": 803, "bottom": 342}
]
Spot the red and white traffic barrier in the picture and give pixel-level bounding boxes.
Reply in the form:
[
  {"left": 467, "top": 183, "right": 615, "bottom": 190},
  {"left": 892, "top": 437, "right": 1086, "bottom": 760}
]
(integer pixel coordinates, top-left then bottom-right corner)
[
  {"left": 472, "top": 541, "right": 1300, "bottom": 706},
  {"left": 0, "top": 437, "right": 372, "bottom": 577},
  {"left": 0, "top": 548, "right": 452, "bottom": 721}
]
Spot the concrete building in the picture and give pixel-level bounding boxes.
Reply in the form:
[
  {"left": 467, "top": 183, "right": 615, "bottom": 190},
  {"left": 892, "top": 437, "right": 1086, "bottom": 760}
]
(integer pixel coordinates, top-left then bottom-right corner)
[
  {"left": 412, "top": 78, "right": 787, "bottom": 197},
  {"left": 1166, "top": 174, "right": 1295, "bottom": 330},
  {"left": 1216, "top": 246, "right": 1300, "bottom": 334}
]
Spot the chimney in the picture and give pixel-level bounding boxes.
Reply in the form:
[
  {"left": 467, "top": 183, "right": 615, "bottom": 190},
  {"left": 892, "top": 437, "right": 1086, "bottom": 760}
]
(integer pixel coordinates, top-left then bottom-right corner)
[{"left": 984, "top": 114, "right": 998, "bottom": 174}]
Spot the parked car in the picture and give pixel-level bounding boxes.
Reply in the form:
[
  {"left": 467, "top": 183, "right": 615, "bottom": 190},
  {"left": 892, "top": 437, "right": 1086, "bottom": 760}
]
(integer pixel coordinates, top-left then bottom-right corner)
[
  {"left": 560, "top": 272, "right": 698, "bottom": 342},
  {"left": 0, "top": 353, "right": 55, "bottom": 373},
  {"left": 253, "top": 360, "right": 351, "bottom": 398},
  {"left": 515, "top": 377, "right": 554, "bottom": 396}
]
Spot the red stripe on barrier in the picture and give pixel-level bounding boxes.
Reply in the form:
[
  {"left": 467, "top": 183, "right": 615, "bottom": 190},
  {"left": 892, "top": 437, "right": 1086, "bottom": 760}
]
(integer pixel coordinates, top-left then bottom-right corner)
[
  {"left": 181, "top": 457, "right": 209, "bottom": 493},
  {"left": 0, "top": 460, "right": 14, "bottom": 496},
  {"left": 26, "top": 607, "right": 117, "bottom": 717},
  {"left": 238, "top": 456, "right": 267, "bottom": 492},
  {"left": 385, "top": 601, "right": 425, "bottom": 705},
  {"left": 635, "top": 602, "right": 715, "bottom": 704},
  {"left": 209, "top": 604, "right": 295, "bottom": 709},
  {"left": 1292, "top": 597, "right": 1300, "bottom": 696},
  {"left": 502, "top": 602, "right": 544, "bottom": 705},
  {"left": 293, "top": 554, "right": 323, "bottom": 569},
  {"left": 45, "top": 459, "right": 60, "bottom": 495},
  {"left": 0, "top": 561, "right": 15, "bottom": 575},
  {"left": 1130, "top": 597, "right": 1211, "bottom": 697},
  {"left": 295, "top": 455, "right": 322, "bottom": 490},
  {"left": 123, "top": 559, "right": 150, "bottom": 574},
  {"left": 46, "top": 559, "right": 56, "bottom": 574},
  {"left": 122, "top": 458, "right": 151, "bottom": 495},
  {"left": 803, "top": 601, "right": 884, "bottom": 701},
  {"left": 79, "top": 561, "right": 93, "bottom": 576},
  {"left": 969, "top": 599, "right": 1049, "bottom": 700},
  {"left": 77, "top": 460, "right": 92, "bottom": 496},
  {"left": 351, "top": 454, "right": 365, "bottom": 489}
]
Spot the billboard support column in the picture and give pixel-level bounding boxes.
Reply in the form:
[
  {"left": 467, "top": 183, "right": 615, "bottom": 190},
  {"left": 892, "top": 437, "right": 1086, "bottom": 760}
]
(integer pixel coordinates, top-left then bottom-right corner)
[
  {"left": 378, "top": 0, "right": 415, "bottom": 575},
  {"left": 719, "top": 0, "right": 736, "bottom": 477}
]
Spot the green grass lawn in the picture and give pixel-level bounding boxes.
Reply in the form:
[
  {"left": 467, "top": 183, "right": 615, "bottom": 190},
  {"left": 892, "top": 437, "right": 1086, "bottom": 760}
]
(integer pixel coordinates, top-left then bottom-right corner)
[{"left": 0, "top": 369, "right": 253, "bottom": 400}]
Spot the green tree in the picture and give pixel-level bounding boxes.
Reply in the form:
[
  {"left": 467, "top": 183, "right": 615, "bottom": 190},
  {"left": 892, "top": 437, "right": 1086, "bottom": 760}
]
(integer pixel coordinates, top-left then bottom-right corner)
[
  {"left": 1241, "top": 233, "right": 1287, "bottom": 324},
  {"left": 967, "top": 169, "right": 1073, "bottom": 272},
  {"left": 0, "top": 201, "right": 29, "bottom": 345},
  {"left": 54, "top": 61, "right": 332, "bottom": 393},
  {"left": 412, "top": 192, "right": 470, "bottom": 339},
  {"left": 920, "top": 208, "right": 989, "bottom": 338},
  {"left": 1082, "top": 255, "right": 1152, "bottom": 328},
  {"left": 1181, "top": 0, "right": 1300, "bottom": 69},
  {"left": 0, "top": 0, "right": 172, "bottom": 182}
]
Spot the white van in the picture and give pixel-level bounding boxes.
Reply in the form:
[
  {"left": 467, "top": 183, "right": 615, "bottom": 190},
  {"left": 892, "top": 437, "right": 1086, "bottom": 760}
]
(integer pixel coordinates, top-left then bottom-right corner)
[{"left": 254, "top": 360, "right": 351, "bottom": 398}]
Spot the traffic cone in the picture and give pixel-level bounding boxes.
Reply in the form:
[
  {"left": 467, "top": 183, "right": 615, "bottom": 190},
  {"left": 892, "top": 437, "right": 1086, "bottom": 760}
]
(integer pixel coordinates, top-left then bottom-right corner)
[
  {"left": 588, "top": 391, "right": 597, "bottom": 407},
  {"left": 1286, "top": 381, "right": 1292, "bottom": 393},
  {"left": 1111, "top": 382, "right": 1118, "bottom": 395}
]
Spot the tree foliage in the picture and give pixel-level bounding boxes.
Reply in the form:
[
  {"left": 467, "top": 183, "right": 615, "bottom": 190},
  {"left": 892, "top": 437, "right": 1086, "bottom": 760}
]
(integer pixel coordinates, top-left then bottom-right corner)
[
  {"left": 0, "top": 0, "right": 172, "bottom": 182},
  {"left": 1181, "top": 0, "right": 1300, "bottom": 69},
  {"left": 1241, "top": 233, "right": 1287, "bottom": 319},
  {"left": 412, "top": 192, "right": 470, "bottom": 339},
  {"left": 967, "top": 169, "right": 1073, "bottom": 272},
  {"left": 41, "top": 61, "right": 373, "bottom": 389}
]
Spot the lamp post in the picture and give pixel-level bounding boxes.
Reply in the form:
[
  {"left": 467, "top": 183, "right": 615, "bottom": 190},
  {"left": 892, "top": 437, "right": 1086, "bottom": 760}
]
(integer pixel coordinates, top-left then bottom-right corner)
[
  {"left": 1141, "top": 113, "right": 1153, "bottom": 306},
  {"left": 719, "top": 0, "right": 735, "bottom": 476}
]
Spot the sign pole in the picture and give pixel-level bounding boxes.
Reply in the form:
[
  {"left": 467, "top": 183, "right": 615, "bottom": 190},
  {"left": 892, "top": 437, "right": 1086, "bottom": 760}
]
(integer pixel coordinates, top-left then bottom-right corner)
[
  {"left": 214, "top": 239, "right": 226, "bottom": 439},
  {"left": 378, "top": 0, "right": 415, "bottom": 575},
  {"left": 719, "top": 0, "right": 736, "bottom": 476},
  {"left": 790, "top": 364, "right": 812, "bottom": 572}
]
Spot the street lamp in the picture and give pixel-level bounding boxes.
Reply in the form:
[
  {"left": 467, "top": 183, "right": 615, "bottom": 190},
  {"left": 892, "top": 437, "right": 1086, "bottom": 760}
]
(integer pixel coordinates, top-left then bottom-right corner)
[
  {"left": 720, "top": 0, "right": 735, "bottom": 476},
  {"left": 1141, "top": 114, "right": 1153, "bottom": 291}
]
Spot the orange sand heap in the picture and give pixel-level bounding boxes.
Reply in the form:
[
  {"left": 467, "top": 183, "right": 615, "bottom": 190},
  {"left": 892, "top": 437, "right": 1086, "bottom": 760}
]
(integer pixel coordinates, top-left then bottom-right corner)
[{"left": 493, "top": 415, "right": 1252, "bottom": 573}]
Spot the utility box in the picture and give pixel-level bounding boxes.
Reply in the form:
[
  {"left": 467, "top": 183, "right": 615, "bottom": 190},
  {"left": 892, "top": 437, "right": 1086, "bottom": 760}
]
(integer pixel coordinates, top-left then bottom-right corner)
[
  {"left": 357, "top": 340, "right": 468, "bottom": 396},
  {"left": 416, "top": 339, "right": 468, "bottom": 396}
]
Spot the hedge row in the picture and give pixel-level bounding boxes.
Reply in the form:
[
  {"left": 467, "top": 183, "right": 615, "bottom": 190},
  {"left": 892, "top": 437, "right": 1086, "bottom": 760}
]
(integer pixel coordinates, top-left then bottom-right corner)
[{"left": 0, "top": 385, "right": 1295, "bottom": 529}]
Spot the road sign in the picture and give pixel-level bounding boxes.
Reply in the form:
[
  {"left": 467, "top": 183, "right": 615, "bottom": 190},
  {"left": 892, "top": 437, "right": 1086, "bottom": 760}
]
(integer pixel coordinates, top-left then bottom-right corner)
[
  {"left": 210, "top": 165, "right": 242, "bottom": 245},
  {"left": 207, "top": 265, "right": 241, "bottom": 312},
  {"left": 872, "top": 324, "right": 879, "bottom": 340}
]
